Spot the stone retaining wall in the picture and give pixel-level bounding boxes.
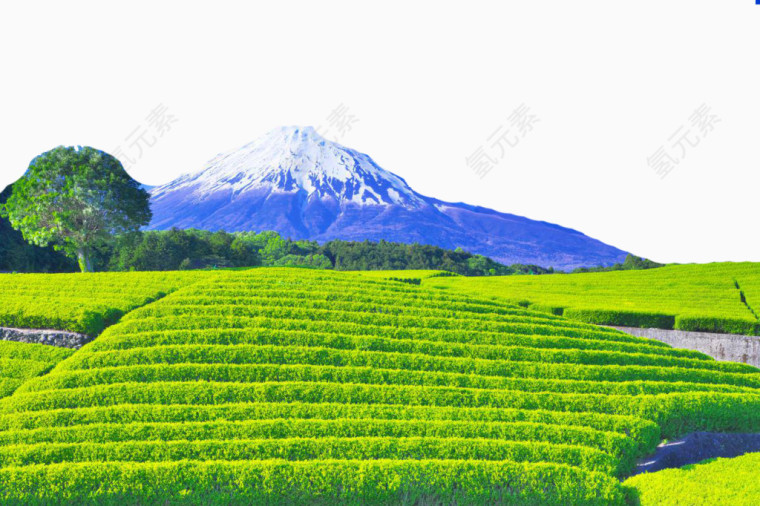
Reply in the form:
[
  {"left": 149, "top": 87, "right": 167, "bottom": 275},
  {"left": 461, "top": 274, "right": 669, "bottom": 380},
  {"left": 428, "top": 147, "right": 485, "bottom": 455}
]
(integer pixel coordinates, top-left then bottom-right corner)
[
  {"left": 0, "top": 327, "right": 92, "bottom": 349},
  {"left": 611, "top": 326, "right": 760, "bottom": 368}
]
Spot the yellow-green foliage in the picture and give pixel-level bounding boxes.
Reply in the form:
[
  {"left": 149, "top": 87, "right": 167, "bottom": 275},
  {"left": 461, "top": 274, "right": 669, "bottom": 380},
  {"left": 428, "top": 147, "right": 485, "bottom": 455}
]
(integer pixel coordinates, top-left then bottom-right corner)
[
  {"left": 0, "top": 271, "right": 219, "bottom": 335},
  {"left": 0, "top": 268, "right": 759, "bottom": 504},
  {"left": 624, "top": 452, "right": 760, "bottom": 505},
  {"left": 356, "top": 270, "right": 457, "bottom": 279},
  {"left": 0, "top": 341, "right": 73, "bottom": 398},
  {"left": 356, "top": 270, "right": 457, "bottom": 286},
  {"left": 424, "top": 262, "right": 760, "bottom": 335}
]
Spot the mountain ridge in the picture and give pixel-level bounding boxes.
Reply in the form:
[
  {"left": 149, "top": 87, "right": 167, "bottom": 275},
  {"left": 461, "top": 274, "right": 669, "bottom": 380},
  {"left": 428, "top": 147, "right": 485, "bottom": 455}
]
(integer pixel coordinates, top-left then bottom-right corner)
[{"left": 148, "top": 126, "right": 629, "bottom": 270}]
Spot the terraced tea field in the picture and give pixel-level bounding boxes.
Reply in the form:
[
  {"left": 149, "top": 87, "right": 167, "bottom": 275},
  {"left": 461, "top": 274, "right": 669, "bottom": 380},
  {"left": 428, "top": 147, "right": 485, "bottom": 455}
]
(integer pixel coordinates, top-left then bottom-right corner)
[
  {"left": 0, "top": 268, "right": 759, "bottom": 504},
  {"left": 0, "top": 271, "right": 217, "bottom": 335},
  {"left": 423, "top": 262, "right": 760, "bottom": 335},
  {"left": 0, "top": 341, "right": 73, "bottom": 398}
]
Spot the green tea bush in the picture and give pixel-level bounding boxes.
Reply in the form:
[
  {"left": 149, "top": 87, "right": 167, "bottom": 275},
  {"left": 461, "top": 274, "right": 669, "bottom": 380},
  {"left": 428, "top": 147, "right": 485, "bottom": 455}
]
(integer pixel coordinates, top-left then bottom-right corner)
[
  {"left": 675, "top": 314, "right": 760, "bottom": 336},
  {"left": 0, "top": 341, "right": 74, "bottom": 399},
  {"left": 624, "top": 452, "right": 760, "bottom": 505},
  {"left": 0, "top": 268, "right": 758, "bottom": 503},
  {"left": 425, "top": 262, "right": 760, "bottom": 336},
  {"left": 0, "top": 272, "right": 216, "bottom": 335},
  {"left": 563, "top": 309, "right": 676, "bottom": 330},
  {"left": 0, "top": 460, "right": 629, "bottom": 505}
]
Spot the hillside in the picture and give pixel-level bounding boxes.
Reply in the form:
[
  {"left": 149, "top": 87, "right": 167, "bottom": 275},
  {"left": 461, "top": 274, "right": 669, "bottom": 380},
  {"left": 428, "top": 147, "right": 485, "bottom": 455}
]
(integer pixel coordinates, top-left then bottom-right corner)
[
  {"left": 147, "top": 126, "right": 628, "bottom": 271},
  {"left": 0, "top": 269, "right": 759, "bottom": 503},
  {"left": 0, "top": 342, "right": 73, "bottom": 398},
  {"left": 0, "top": 271, "right": 217, "bottom": 335},
  {"left": 422, "top": 262, "right": 760, "bottom": 336}
]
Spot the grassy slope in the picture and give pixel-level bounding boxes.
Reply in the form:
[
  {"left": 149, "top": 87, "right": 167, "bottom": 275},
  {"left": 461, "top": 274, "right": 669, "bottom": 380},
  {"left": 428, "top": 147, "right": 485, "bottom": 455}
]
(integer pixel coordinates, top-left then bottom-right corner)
[
  {"left": 355, "top": 270, "right": 457, "bottom": 280},
  {"left": 625, "top": 452, "right": 760, "bottom": 506},
  {"left": 423, "top": 262, "right": 760, "bottom": 335},
  {"left": 0, "top": 271, "right": 220, "bottom": 335},
  {"left": 0, "top": 342, "right": 74, "bottom": 398},
  {"left": 0, "top": 269, "right": 758, "bottom": 503}
]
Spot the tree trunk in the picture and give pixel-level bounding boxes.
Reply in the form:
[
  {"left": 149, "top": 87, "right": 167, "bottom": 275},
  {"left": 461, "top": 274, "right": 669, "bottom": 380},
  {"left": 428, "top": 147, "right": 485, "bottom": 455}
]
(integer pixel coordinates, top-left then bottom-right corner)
[{"left": 76, "top": 248, "right": 94, "bottom": 273}]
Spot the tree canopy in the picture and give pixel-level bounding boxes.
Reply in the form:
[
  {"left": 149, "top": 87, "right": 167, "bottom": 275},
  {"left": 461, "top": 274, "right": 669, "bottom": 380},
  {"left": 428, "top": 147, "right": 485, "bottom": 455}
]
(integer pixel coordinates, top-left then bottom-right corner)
[
  {"left": 571, "top": 254, "right": 664, "bottom": 273},
  {"left": 103, "top": 228, "right": 549, "bottom": 276},
  {"left": 0, "top": 146, "right": 151, "bottom": 272},
  {"left": 0, "top": 184, "right": 77, "bottom": 273}
]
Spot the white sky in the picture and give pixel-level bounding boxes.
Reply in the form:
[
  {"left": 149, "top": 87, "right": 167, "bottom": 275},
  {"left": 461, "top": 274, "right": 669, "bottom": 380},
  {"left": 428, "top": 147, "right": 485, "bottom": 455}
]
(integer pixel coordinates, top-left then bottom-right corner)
[{"left": 1, "top": 1, "right": 758, "bottom": 264}]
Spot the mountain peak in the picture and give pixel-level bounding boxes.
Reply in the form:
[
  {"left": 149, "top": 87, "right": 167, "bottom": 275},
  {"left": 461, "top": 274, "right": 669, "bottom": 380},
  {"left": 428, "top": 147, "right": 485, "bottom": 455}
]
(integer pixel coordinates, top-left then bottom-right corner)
[
  {"left": 260, "top": 125, "right": 328, "bottom": 147},
  {"left": 152, "top": 126, "right": 424, "bottom": 207},
  {"left": 272, "top": 125, "right": 322, "bottom": 138},
  {"left": 148, "top": 126, "right": 629, "bottom": 270}
]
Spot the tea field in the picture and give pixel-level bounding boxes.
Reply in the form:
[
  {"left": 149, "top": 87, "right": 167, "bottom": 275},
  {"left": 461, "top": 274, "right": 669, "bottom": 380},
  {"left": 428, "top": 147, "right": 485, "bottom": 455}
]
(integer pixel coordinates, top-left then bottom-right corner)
[
  {"left": 422, "top": 262, "right": 760, "bottom": 335},
  {"left": 0, "top": 271, "right": 218, "bottom": 335},
  {"left": 624, "top": 451, "right": 760, "bottom": 505},
  {"left": 0, "top": 341, "right": 73, "bottom": 398},
  {"left": 0, "top": 268, "right": 758, "bottom": 504}
]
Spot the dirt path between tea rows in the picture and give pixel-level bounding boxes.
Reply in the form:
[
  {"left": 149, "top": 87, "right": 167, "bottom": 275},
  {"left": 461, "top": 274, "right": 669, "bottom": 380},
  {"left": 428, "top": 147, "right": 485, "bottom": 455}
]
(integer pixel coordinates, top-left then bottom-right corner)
[{"left": 629, "top": 432, "right": 760, "bottom": 476}]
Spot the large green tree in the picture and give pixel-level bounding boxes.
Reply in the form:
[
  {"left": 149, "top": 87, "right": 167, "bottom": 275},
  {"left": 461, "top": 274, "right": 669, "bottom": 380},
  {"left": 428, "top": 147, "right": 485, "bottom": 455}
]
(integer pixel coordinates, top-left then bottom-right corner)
[{"left": 0, "top": 146, "right": 151, "bottom": 272}]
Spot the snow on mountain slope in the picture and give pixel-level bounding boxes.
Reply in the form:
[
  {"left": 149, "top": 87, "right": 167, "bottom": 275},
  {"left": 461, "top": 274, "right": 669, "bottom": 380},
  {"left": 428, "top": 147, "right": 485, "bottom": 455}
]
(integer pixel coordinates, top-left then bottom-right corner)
[
  {"left": 148, "top": 126, "right": 628, "bottom": 270},
  {"left": 152, "top": 126, "right": 424, "bottom": 208}
]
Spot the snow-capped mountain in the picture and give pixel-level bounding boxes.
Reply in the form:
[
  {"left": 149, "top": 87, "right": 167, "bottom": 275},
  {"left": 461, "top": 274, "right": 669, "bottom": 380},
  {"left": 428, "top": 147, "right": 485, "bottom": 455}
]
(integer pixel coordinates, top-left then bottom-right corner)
[
  {"left": 148, "top": 126, "right": 628, "bottom": 270},
  {"left": 153, "top": 126, "right": 424, "bottom": 209}
]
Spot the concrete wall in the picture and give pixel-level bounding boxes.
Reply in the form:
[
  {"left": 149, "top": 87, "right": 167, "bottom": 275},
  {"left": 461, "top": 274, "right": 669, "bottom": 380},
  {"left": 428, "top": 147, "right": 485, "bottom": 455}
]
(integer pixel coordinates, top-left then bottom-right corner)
[
  {"left": 0, "top": 327, "right": 91, "bottom": 349},
  {"left": 5, "top": 323, "right": 758, "bottom": 367},
  {"left": 611, "top": 326, "right": 760, "bottom": 368}
]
